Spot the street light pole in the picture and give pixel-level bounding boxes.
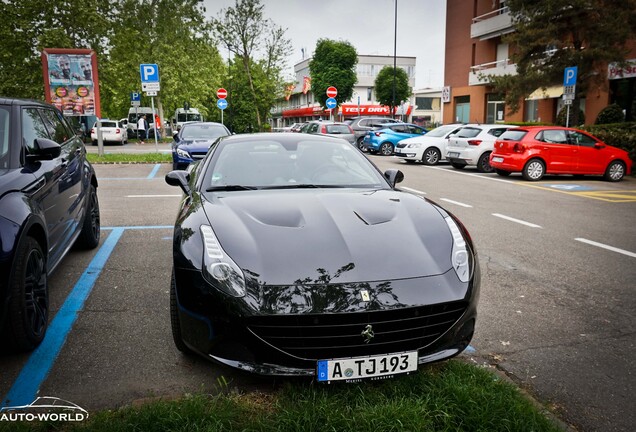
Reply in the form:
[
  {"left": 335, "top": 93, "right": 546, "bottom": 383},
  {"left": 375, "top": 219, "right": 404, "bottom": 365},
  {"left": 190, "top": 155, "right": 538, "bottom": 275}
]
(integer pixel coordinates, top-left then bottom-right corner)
[{"left": 392, "top": 0, "right": 398, "bottom": 119}]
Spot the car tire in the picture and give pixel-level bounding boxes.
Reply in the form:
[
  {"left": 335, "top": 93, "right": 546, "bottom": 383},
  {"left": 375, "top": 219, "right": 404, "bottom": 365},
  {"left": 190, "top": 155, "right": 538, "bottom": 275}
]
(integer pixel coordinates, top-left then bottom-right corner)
[
  {"left": 3, "top": 236, "right": 48, "bottom": 352},
  {"left": 450, "top": 162, "right": 466, "bottom": 169},
  {"left": 477, "top": 152, "right": 494, "bottom": 173},
  {"left": 522, "top": 158, "right": 545, "bottom": 181},
  {"left": 76, "top": 184, "right": 100, "bottom": 249},
  {"left": 170, "top": 270, "right": 192, "bottom": 354},
  {"left": 357, "top": 137, "right": 366, "bottom": 151},
  {"left": 422, "top": 147, "right": 441, "bottom": 165},
  {"left": 604, "top": 160, "right": 625, "bottom": 182},
  {"left": 368, "top": 149, "right": 377, "bottom": 155},
  {"left": 495, "top": 169, "right": 511, "bottom": 177},
  {"left": 379, "top": 142, "right": 393, "bottom": 156}
]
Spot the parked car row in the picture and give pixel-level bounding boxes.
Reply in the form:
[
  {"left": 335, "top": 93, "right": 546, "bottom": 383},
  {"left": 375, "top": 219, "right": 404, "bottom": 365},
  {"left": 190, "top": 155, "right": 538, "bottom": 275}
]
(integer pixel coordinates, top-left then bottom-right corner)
[{"left": 394, "top": 123, "right": 632, "bottom": 182}]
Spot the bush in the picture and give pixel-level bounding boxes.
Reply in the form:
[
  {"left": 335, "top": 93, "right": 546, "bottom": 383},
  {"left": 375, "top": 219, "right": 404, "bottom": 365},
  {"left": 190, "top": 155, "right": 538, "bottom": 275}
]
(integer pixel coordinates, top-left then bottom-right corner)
[
  {"left": 595, "top": 104, "right": 625, "bottom": 124},
  {"left": 556, "top": 106, "right": 585, "bottom": 127}
]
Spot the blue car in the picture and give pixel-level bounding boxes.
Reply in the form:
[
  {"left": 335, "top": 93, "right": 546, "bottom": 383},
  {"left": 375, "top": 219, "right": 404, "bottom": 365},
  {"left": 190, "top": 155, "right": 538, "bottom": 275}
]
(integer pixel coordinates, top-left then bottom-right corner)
[
  {"left": 172, "top": 122, "right": 231, "bottom": 170},
  {"left": 363, "top": 123, "right": 428, "bottom": 156}
]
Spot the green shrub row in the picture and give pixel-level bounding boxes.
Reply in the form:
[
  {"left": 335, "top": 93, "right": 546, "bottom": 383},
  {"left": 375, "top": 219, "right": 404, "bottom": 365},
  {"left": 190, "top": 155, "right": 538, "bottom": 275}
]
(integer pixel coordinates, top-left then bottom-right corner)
[{"left": 582, "top": 122, "right": 636, "bottom": 163}]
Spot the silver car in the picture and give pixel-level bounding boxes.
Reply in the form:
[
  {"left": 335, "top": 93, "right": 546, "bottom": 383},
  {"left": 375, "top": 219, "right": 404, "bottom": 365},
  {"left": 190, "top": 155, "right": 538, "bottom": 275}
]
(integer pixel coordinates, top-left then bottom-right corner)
[{"left": 300, "top": 121, "right": 356, "bottom": 145}]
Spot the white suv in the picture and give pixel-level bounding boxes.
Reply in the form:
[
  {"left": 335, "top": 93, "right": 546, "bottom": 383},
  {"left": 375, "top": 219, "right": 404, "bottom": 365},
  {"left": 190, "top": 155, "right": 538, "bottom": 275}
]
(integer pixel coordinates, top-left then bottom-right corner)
[
  {"left": 394, "top": 124, "right": 464, "bottom": 165},
  {"left": 445, "top": 124, "right": 517, "bottom": 172}
]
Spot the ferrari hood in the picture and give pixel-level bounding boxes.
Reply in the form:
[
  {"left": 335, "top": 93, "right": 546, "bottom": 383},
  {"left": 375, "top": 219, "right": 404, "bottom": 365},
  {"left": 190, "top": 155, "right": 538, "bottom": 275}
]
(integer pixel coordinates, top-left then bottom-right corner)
[{"left": 202, "top": 189, "right": 454, "bottom": 286}]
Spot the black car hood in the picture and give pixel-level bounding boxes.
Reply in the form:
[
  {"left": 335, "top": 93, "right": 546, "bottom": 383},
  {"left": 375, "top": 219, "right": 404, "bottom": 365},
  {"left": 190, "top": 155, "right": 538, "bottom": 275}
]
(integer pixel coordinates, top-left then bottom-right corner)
[{"left": 202, "top": 189, "right": 453, "bottom": 286}]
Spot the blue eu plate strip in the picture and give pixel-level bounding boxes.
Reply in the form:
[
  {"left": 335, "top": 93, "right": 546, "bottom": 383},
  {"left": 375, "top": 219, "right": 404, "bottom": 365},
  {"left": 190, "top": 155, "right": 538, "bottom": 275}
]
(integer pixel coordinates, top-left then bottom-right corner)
[{"left": 317, "top": 361, "right": 328, "bottom": 382}]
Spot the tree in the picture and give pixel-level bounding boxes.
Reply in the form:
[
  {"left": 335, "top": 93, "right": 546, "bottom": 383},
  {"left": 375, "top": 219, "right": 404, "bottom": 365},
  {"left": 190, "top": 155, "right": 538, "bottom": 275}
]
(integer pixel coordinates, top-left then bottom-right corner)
[
  {"left": 309, "top": 39, "right": 358, "bottom": 114},
  {"left": 489, "top": 0, "right": 636, "bottom": 125},
  {"left": 212, "top": 0, "right": 291, "bottom": 130},
  {"left": 374, "top": 66, "right": 411, "bottom": 117}
]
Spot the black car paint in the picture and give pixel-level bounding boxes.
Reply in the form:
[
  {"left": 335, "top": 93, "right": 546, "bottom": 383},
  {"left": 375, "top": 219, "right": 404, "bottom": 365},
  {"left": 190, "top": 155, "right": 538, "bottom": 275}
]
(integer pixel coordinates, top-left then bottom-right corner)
[
  {"left": 167, "top": 133, "right": 479, "bottom": 376},
  {"left": 0, "top": 98, "right": 99, "bottom": 351}
]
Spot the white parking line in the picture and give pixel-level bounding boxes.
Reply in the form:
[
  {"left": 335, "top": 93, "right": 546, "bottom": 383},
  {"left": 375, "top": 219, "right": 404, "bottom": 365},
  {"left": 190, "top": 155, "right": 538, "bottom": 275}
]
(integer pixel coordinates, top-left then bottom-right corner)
[
  {"left": 575, "top": 238, "right": 636, "bottom": 258},
  {"left": 125, "top": 195, "right": 182, "bottom": 198},
  {"left": 492, "top": 213, "right": 542, "bottom": 228},
  {"left": 401, "top": 186, "right": 427, "bottom": 195},
  {"left": 440, "top": 198, "right": 473, "bottom": 208},
  {"left": 424, "top": 165, "right": 513, "bottom": 184}
]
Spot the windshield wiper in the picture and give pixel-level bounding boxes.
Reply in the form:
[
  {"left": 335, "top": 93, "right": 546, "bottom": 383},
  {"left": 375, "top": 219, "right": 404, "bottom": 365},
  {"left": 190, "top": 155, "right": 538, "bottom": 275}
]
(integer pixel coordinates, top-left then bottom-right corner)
[
  {"left": 206, "top": 185, "right": 259, "bottom": 192},
  {"left": 259, "top": 184, "right": 345, "bottom": 190}
]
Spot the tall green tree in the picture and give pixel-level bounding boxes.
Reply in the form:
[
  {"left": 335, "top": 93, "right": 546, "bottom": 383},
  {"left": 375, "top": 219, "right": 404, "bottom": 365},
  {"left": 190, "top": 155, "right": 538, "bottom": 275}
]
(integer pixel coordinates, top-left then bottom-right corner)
[
  {"left": 309, "top": 39, "right": 358, "bottom": 113},
  {"left": 489, "top": 0, "right": 636, "bottom": 124},
  {"left": 212, "top": 0, "right": 291, "bottom": 130},
  {"left": 0, "top": 0, "right": 111, "bottom": 98},
  {"left": 374, "top": 66, "right": 411, "bottom": 117}
]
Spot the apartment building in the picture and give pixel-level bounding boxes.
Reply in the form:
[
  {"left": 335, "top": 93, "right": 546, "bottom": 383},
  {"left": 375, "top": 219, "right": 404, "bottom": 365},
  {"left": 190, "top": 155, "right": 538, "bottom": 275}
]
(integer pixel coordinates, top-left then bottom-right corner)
[{"left": 444, "top": 0, "right": 636, "bottom": 125}]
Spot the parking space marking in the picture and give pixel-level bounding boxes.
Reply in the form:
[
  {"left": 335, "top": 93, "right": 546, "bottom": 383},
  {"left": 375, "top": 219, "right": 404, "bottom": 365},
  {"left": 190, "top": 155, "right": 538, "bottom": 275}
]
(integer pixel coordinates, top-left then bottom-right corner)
[
  {"left": 146, "top": 163, "right": 162, "bottom": 179},
  {"left": 492, "top": 213, "right": 542, "bottom": 229},
  {"left": 401, "top": 186, "right": 427, "bottom": 195},
  {"left": 440, "top": 198, "right": 473, "bottom": 208},
  {"left": 571, "top": 190, "right": 636, "bottom": 203},
  {"left": 575, "top": 238, "right": 636, "bottom": 258},
  {"left": 1, "top": 228, "right": 125, "bottom": 408}
]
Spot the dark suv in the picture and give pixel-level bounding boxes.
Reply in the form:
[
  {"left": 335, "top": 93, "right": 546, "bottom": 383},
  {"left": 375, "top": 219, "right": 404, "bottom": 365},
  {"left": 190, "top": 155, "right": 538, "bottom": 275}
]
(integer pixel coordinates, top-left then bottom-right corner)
[
  {"left": 0, "top": 98, "right": 100, "bottom": 352},
  {"left": 346, "top": 117, "right": 401, "bottom": 149}
]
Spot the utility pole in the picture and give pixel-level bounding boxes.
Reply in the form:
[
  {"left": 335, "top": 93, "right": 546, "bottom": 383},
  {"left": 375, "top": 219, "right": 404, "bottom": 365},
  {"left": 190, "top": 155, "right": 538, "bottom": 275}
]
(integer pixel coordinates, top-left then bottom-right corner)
[{"left": 392, "top": 0, "right": 398, "bottom": 119}]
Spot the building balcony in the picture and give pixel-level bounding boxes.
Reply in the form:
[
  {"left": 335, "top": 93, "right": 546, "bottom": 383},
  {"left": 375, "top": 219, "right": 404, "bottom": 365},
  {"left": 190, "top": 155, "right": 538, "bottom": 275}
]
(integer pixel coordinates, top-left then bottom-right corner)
[
  {"left": 471, "top": 7, "right": 514, "bottom": 40},
  {"left": 469, "top": 59, "right": 517, "bottom": 85}
]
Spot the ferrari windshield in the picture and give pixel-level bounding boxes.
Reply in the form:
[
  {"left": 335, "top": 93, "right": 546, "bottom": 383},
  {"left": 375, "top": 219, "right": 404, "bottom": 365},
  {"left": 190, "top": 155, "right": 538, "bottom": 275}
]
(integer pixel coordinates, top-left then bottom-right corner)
[{"left": 204, "top": 136, "right": 389, "bottom": 190}]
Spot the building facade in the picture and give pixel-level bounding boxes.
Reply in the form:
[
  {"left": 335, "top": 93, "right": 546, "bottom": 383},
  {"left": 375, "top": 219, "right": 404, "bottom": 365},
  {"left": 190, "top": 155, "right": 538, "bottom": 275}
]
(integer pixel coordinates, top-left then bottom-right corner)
[
  {"left": 444, "top": 0, "right": 636, "bottom": 125},
  {"left": 271, "top": 55, "right": 417, "bottom": 128}
]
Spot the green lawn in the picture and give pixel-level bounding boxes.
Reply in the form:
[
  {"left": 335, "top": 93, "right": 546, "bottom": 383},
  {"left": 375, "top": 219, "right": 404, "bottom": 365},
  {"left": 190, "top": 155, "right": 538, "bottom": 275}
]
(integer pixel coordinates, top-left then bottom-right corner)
[
  {"left": 2, "top": 360, "right": 565, "bottom": 432},
  {"left": 86, "top": 153, "right": 172, "bottom": 164}
]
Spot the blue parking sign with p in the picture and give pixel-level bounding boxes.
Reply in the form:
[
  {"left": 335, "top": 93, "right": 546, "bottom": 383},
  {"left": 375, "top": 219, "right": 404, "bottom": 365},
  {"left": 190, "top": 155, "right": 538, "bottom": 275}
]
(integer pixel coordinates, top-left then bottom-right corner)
[
  {"left": 131, "top": 92, "right": 140, "bottom": 102},
  {"left": 564, "top": 66, "right": 577, "bottom": 86},
  {"left": 140, "top": 64, "right": 159, "bottom": 83}
]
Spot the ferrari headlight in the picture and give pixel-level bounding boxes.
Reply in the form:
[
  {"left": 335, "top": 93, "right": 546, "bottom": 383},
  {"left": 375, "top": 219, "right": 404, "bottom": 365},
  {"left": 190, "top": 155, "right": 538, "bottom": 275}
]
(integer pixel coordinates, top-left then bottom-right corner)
[
  {"left": 176, "top": 148, "right": 191, "bottom": 159},
  {"left": 200, "top": 225, "right": 246, "bottom": 297},
  {"left": 444, "top": 216, "right": 472, "bottom": 283},
  {"left": 405, "top": 143, "right": 422, "bottom": 148}
]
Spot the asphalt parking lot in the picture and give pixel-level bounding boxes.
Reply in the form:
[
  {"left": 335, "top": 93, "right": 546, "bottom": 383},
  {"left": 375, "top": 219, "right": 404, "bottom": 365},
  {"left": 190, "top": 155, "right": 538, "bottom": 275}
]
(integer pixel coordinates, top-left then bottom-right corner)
[{"left": 1, "top": 155, "right": 635, "bottom": 432}]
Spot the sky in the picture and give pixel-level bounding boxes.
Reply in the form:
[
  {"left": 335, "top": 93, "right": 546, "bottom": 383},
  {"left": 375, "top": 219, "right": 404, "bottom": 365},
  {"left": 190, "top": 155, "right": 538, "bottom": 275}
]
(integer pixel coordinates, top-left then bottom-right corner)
[{"left": 202, "top": 0, "right": 447, "bottom": 89}]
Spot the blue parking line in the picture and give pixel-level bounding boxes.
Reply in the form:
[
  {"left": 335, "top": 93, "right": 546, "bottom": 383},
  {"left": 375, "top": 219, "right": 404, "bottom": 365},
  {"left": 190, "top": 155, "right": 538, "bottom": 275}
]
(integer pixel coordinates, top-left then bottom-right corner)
[
  {"left": 102, "top": 225, "right": 173, "bottom": 230},
  {"left": 1, "top": 228, "right": 124, "bottom": 408},
  {"left": 147, "top": 164, "right": 161, "bottom": 179}
]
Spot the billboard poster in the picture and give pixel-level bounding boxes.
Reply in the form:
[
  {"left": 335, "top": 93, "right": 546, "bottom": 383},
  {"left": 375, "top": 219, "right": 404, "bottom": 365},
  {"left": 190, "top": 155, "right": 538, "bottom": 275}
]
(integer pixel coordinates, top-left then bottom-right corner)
[{"left": 41, "top": 48, "right": 101, "bottom": 117}]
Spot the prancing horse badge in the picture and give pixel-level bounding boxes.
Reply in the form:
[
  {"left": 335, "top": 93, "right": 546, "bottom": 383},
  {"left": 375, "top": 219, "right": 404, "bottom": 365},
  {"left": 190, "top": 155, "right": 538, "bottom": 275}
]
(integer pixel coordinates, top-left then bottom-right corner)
[{"left": 360, "top": 290, "right": 370, "bottom": 302}]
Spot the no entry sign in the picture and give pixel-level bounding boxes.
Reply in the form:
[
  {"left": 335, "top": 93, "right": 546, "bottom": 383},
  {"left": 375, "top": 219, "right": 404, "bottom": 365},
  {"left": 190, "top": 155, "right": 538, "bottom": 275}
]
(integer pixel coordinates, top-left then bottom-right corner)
[
  {"left": 326, "top": 86, "right": 337, "bottom": 98},
  {"left": 217, "top": 88, "right": 227, "bottom": 99}
]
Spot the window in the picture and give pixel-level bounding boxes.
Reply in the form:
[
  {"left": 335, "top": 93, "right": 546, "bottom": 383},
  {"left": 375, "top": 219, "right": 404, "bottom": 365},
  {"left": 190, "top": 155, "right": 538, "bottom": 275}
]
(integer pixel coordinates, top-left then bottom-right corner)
[
  {"left": 407, "top": 125, "right": 425, "bottom": 134},
  {"left": 0, "top": 107, "right": 9, "bottom": 169},
  {"left": 524, "top": 100, "right": 539, "bottom": 122},
  {"left": 22, "top": 108, "right": 51, "bottom": 153},
  {"left": 40, "top": 109, "right": 72, "bottom": 144},
  {"left": 390, "top": 125, "right": 408, "bottom": 133},
  {"left": 456, "top": 127, "right": 481, "bottom": 138},
  {"left": 539, "top": 130, "right": 568, "bottom": 144},
  {"left": 415, "top": 97, "right": 440, "bottom": 110},
  {"left": 568, "top": 131, "right": 597, "bottom": 147},
  {"left": 487, "top": 128, "right": 509, "bottom": 137}
]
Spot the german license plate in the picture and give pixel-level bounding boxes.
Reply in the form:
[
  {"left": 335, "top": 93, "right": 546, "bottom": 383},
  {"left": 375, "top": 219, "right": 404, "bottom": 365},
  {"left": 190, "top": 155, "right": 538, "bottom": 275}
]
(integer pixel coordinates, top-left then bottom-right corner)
[
  {"left": 447, "top": 152, "right": 459, "bottom": 158},
  {"left": 317, "top": 351, "right": 418, "bottom": 383},
  {"left": 492, "top": 156, "right": 504, "bottom": 163}
]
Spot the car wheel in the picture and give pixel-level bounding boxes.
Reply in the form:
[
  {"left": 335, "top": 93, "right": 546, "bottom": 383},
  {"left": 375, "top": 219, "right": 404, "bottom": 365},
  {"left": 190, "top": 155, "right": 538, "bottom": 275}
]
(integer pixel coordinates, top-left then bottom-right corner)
[
  {"left": 76, "top": 184, "right": 100, "bottom": 249},
  {"left": 379, "top": 142, "right": 393, "bottom": 156},
  {"left": 422, "top": 147, "right": 441, "bottom": 165},
  {"left": 450, "top": 162, "right": 466, "bottom": 169},
  {"left": 368, "top": 149, "right": 377, "bottom": 155},
  {"left": 522, "top": 158, "right": 545, "bottom": 181},
  {"left": 357, "top": 137, "right": 366, "bottom": 151},
  {"left": 3, "top": 236, "right": 48, "bottom": 352},
  {"left": 477, "top": 152, "right": 494, "bottom": 173},
  {"left": 604, "top": 160, "right": 625, "bottom": 182},
  {"left": 495, "top": 169, "right": 511, "bottom": 177},
  {"left": 170, "top": 270, "right": 192, "bottom": 354}
]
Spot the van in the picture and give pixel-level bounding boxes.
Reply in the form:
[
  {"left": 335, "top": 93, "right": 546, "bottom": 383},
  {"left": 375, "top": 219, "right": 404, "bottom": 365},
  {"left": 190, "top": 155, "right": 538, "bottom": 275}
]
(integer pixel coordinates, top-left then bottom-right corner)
[
  {"left": 127, "top": 107, "right": 159, "bottom": 138},
  {"left": 173, "top": 108, "right": 203, "bottom": 131}
]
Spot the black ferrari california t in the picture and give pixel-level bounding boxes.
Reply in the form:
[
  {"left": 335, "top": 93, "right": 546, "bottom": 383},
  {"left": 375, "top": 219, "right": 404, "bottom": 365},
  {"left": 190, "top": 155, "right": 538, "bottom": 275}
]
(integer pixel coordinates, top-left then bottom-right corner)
[{"left": 165, "top": 133, "right": 479, "bottom": 382}]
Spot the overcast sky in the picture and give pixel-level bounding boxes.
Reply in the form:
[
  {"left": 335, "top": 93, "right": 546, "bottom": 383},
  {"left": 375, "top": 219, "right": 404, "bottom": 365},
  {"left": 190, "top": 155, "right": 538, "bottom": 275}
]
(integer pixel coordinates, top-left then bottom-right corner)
[{"left": 202, "top": 0, "right": 447, "bottom": 89}]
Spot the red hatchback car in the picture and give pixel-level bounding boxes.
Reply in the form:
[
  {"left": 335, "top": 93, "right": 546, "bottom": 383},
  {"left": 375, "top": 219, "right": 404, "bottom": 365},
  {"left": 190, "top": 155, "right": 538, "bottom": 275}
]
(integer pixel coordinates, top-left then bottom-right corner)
[{"left": 489, "top": 126, "right": 632, "bottom": 181}]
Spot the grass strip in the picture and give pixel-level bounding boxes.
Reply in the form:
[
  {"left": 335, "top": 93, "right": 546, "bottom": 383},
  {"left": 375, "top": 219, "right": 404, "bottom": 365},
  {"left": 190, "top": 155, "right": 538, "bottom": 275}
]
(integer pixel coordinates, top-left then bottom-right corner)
[
  {"left": 1, "top": 360, "right": 564, "bottom": 432},
  {"left": 86, "top": 153, "right": 172, "bottom": 164}
]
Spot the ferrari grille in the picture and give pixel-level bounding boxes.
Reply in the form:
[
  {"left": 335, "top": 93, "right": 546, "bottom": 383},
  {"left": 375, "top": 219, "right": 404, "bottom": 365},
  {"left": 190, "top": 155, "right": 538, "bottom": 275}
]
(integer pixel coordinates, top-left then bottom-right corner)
[{"left": 247, "top": 301, "right": 467, "bottom": 360}]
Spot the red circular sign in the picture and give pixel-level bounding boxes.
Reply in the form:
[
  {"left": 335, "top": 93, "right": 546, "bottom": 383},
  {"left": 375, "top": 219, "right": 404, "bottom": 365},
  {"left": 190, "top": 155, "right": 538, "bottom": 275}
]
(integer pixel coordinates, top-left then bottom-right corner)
[
  {"left": 326, "top": 86, "right": 337, "bottom": 98},
  {"left": 217, "top": 88, "right": 227, "bottom": 99}
]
